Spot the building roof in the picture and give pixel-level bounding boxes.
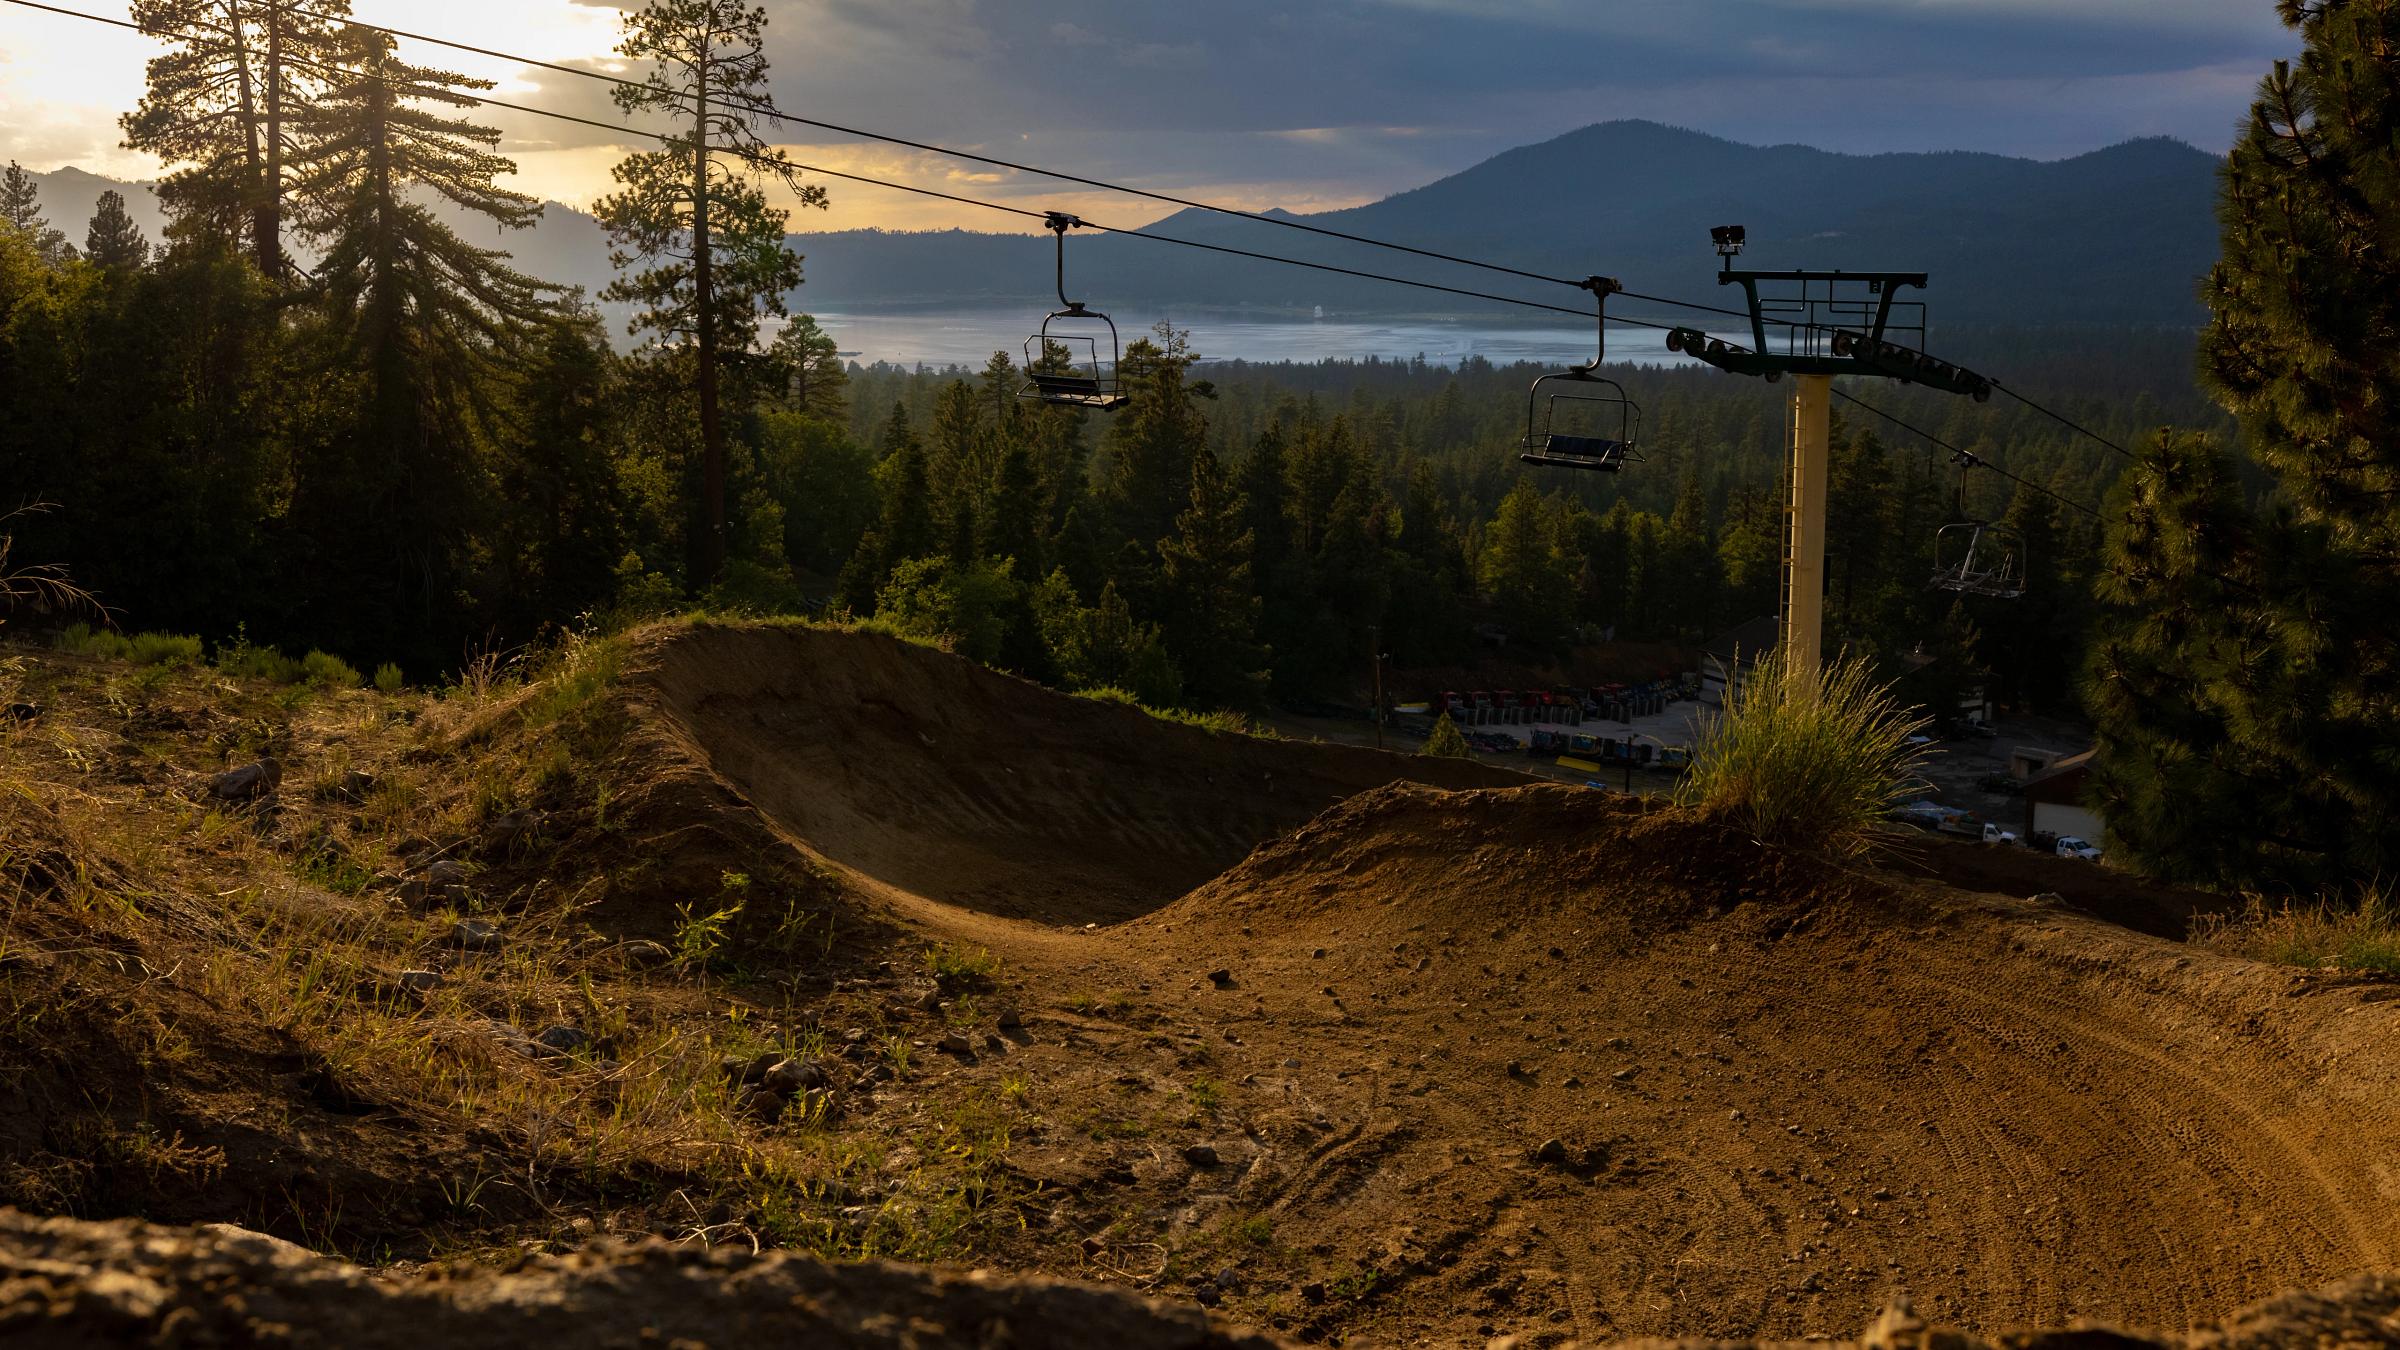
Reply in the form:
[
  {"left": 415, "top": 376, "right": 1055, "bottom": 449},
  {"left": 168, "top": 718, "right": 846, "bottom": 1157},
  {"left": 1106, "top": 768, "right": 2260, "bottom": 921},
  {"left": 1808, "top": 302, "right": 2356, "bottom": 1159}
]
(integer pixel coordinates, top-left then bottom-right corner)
[
  {"left": 1703, "top": 616, "right": 1780, "bottom": 664},
  {"left": 2023, "top": 748, "right": 2095, "bottom": 804}
]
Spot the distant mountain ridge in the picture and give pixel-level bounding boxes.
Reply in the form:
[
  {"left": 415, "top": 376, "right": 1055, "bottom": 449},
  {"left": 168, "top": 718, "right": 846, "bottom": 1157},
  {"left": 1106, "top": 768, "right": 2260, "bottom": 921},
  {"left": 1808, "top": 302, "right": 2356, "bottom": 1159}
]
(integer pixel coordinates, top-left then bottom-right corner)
[{"left": 29, "top": 121, "right": 2226, "bottom": 327}]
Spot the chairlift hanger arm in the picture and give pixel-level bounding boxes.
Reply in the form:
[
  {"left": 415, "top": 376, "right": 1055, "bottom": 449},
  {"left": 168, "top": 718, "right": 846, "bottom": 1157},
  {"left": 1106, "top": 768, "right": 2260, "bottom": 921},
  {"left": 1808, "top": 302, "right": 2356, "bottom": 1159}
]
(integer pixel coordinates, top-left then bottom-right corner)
[{"left": 1046, "top": 212, "right": 1092, "bottom": 314}]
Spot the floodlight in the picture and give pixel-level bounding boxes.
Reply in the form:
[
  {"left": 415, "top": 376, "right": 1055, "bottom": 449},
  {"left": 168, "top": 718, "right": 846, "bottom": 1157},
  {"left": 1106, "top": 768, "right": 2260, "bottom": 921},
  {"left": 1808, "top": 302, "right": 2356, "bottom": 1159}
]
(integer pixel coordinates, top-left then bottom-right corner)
[{"left": 1710, "top": 224, "right": 1747, "bottom": 258}]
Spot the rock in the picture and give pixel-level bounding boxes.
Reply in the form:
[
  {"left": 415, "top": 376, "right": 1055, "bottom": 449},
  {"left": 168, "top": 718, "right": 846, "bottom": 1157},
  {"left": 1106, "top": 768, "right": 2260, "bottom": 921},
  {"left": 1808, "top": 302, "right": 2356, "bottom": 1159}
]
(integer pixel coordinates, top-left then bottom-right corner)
[
  {"left": 450, "top": 919, "right": 500, "bottom": 952},
  {"left": 937, "top": 1033, "right": 975, "bottom": 1057},
  {"left": 738, "top": 1052, "right": 781, "bottom": 1086},
  {"left": 1214, "top": 1266, "right": 1240, "bottom": 1290},
  {"left": 788, "top": 1087, "right": 839, "bottom": 1124},
  {"left": 1310, "top": 948, "right": 1326, "bottom": 960},
  {"left": 1729, "top": 1108, "right": 1745, "bottom": 1122},
  {"left": 396, "top": 969, "right": 441, "bottom": 1001},
  {"left": 763, "top": 1058, "right": 825, "bottom": 1094},
  {"left": 1611, "top": 1067, "right": 1637, "bottom": 1082},
  {"left": 1206, "top": 968, "right": 1232, "bottom": 986},
  {"left": 481, "top": 810, "right": 541, "bottom": 847},
  {"left": 339, "top": 769, "right": 377, "bottom": 800},
  {"left": 843, "top": 1027, "right": 869, "bottom": 1044},
  {"left": 1080, "top": 1236, "right": 1104, "bottom": 1257},
  {"left": 1281, "top": 1058, "right": 1301, "bottom": 1070},
  {"left": 1533, "top": 1138, "right": 1569, "bottom": 1166},
  {"left": 736, "top": 1088, "right": 786, "bottom": 1124},
  {"left": 1182, "top": 1143, "right": 1220, "bottom": 1168},
  {"left": 1194, "top": 1283, "right": 1221, "bottom": 1307},
  {"left": 208, "top": 758, "right": 281, "bottom": 801},
  {"left": 913, "top": 987, "right": 943, "bottom": 1012},
  {"left": 424, "top": 859, "right": 471, "bottom": 887},
  {"left": 533, "top": 1025, "right": 590, "bottom": 1057},
  {"left": 392, "top": 836, "right": 434, "bottom": 861},
  {"left": 618, "top": 940, "right": 672, "bottom": 967},
  {"left": 1300, "top": 1281, "right": 1326, "bottom": 1304},
  {"left": 996, "top": 1008, "right": 1023, "bottom": 1030},
  {"left": 983, "top": 1033, "right": 1007, "bottom": 1053},
  {"left": 4, "top": 702, "right": 42, "bottom": 723}
]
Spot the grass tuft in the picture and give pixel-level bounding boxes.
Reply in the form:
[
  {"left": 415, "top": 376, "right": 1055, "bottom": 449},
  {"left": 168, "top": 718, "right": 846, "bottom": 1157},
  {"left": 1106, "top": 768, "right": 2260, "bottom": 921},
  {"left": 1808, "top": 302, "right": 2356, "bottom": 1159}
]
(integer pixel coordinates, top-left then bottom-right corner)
[
  {"left": 2192, "top": 889, "right": 2400, "bottom": 975},
  {"left": 1672, "top": 648, "right": 1929, "bottom": 855}
]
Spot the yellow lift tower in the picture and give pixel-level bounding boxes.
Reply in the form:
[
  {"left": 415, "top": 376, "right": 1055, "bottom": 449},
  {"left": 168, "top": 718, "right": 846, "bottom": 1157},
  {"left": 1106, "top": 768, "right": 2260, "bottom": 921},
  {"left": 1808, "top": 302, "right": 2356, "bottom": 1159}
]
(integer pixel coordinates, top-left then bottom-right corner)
[{"left": 1666, "top": 226, "right": 1991, "bottom": 670}]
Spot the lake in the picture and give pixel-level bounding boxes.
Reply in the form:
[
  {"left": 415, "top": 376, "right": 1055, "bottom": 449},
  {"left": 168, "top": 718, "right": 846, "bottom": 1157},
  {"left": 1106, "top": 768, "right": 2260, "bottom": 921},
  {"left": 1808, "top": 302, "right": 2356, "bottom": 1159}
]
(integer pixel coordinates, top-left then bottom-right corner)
[{"left": 794, "top": 309, "right": 1720, "bottom": 371}]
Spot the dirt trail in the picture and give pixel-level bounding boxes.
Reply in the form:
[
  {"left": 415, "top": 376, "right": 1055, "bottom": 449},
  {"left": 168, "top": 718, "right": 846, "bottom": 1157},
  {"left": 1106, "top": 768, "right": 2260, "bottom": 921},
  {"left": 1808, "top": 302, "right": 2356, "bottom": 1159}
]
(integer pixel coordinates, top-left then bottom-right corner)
[
  {"left": 623, "top": 626, "right": 2400, "bottom": 1344},
  {"left": 637, "top": 624, "right": 1524, "bottom": 924}
]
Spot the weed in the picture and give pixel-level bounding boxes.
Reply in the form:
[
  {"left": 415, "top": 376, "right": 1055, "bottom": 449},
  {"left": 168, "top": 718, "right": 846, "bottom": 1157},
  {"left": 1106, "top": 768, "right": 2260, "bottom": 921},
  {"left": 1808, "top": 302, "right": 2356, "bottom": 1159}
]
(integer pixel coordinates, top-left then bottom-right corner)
[
  {"left": 879, "top": 1033, "right": 913, "bottom": 1077},
  {"left": 373, "top": 662, "right": 405, "bottom": 694},
  {"left": 2193, "top": 889, "right": 2400, "bottom": 975},
  {"left": 923, "top": 941, "right": 999, "bottom": 985},
  {"left": 1185, "top": 1077, "right": 1224, "bottom": 1114},
  {"left": 1072, "top": 686, "right": 1264, "bottom": 737},
  {"left": 674, "top": 889, "right": 746, "bottom": 974},
  {"left": 999, "top": 1070, "right": 1032, "bottom": 1106}
]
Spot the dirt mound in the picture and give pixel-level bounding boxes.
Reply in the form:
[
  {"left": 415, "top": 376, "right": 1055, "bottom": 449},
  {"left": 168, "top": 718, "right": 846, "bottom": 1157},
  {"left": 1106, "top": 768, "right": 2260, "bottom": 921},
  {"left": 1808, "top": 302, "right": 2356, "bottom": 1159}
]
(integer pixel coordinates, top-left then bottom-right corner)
[
  {"left": 631, "top": 622, "right": 1526, "bottom": 922},
  {"left": 1037, "top": 785, "right": 2400, "bottom": 1342},
  {"left": 1148, "top": 781, "right": 1861, "bottom": 943},
  {"left": 0, "top": 1208, "right": 1285, "bottom": 1349}
]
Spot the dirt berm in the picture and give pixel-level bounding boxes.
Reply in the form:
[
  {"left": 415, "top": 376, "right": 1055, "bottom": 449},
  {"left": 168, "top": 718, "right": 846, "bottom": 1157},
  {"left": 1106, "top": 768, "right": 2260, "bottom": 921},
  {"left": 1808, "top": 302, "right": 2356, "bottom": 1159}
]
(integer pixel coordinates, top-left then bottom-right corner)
[
  {"left": 5, "top": 1210, "right": 2395, "bottom": 1349},
  {"left": 633, "top": 623, "right": 1524, "bottom": 922}
]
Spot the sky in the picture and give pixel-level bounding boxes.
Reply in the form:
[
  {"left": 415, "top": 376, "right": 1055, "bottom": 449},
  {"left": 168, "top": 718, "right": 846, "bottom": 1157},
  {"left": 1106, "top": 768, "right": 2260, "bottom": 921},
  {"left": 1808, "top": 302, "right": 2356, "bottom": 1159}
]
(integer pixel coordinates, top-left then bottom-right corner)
[{"left": 0, "top": 0, "right": 2297, "bottom": 234}]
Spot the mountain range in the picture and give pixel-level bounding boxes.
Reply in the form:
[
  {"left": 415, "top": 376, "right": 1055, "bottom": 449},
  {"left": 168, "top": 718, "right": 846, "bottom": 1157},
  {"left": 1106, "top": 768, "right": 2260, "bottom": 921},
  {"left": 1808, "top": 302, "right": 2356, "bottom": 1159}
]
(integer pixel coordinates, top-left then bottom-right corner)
[{"left": 27, "top": 120, "right": 2226, "bottom": 329}]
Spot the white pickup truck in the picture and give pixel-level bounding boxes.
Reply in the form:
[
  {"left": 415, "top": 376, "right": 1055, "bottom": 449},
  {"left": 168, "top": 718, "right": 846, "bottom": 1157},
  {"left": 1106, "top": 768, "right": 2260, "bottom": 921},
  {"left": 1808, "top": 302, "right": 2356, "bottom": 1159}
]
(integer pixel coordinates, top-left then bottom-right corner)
[{"left": 2055, "top": 835, "right": 2103, "bottom": 862}]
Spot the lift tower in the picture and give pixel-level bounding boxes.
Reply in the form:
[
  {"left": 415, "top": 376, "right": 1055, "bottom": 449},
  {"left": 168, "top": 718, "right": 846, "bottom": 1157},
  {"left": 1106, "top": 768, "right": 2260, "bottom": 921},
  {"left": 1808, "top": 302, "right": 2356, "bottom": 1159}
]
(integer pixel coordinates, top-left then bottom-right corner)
[{"left": 1664, "top": 227, "right": 1990, "bottom": 672}]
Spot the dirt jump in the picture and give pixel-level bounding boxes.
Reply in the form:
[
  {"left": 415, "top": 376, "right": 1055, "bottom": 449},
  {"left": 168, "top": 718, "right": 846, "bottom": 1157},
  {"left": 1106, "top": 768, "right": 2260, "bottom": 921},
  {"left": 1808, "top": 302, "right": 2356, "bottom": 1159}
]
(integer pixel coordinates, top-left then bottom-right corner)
[{"left": 625, "top": 624, "right": 2400, "bottom": 1344}]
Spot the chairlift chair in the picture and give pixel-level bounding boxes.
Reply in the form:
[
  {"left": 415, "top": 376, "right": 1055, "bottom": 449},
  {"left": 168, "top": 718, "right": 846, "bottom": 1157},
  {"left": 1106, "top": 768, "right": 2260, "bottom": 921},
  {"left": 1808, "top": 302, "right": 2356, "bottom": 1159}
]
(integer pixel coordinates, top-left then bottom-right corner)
[
  {"left": 1019, "top": 212, "right": 1128, "bottom": 411},
  {"left": 1931, "top": 522, "right": 2028, "bottom": 599},
  {"left": 1929, "top": 450, "right": 2028, "bottom": 599},
  {"left": 1520, "top": 277, "right": 1645, "bottom": 473}
]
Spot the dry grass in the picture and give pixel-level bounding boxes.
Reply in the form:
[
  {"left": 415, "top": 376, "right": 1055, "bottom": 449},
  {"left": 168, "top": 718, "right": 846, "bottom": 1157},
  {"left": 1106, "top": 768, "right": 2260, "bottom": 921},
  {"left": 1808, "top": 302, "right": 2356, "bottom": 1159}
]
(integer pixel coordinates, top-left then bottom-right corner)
[
  {"left": 2192, "top": 889, "right": 2400, "bottom": 975},
  {"left": 1673, "top": 649, "right": 1931, "bottom": 855},
  {"left": 0, "top": 626, "right": 1036, "bottom": 1263}
]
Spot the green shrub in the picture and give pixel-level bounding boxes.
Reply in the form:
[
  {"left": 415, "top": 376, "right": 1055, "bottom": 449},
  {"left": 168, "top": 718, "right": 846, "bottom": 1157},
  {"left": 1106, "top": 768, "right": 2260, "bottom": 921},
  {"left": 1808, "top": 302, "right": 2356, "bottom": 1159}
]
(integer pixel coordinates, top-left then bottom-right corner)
[
  {"left": 1672, "top": 649, "right": 1929, "bottom": 854},
  {"left": 1073, "top": 687, "right": 1258, "bottom": 737},
  {"left": 127, "top": 632, "right": 203, "bottom": 667},
  {"left": 1418, "top": 712, "right": 1471, "bottom": 759},
  {"left": 373, "top": 662, "right": 405, "bottom": 693},
  {"left": 54, "top": 626, "right": 203, "bottom": 667},
  {"left": 216, "top": 639, "right": 304, "bottom": 684},
  {"left": 301, "top": 650, "right": 362, "bottom": 689}
]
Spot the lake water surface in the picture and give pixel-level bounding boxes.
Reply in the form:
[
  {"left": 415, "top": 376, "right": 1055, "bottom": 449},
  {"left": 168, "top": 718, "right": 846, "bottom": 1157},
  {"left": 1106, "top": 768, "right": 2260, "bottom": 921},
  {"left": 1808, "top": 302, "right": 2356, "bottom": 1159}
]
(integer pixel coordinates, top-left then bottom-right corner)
[{"left": 798, "top": 309, "right": 1718, "bottom": 371}]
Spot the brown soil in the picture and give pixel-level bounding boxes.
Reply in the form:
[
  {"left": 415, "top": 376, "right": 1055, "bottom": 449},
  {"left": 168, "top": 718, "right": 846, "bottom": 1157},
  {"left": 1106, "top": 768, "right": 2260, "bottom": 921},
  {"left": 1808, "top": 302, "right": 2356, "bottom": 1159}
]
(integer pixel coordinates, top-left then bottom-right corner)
[
  {"left": 6, "top": 621, "right": 2399, "bottom": 1348},
  {"left": 7, "top": 1210, "right": 2396, "bottom": 1349},
  {"left": 634, "top": 624, "right": 1524, "bottom": 923}
]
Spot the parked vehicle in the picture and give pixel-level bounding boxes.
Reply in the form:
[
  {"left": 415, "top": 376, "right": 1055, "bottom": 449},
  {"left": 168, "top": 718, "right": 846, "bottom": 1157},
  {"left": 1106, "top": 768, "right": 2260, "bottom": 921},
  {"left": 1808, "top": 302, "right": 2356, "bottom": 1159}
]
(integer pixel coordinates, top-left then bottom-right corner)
[
  {"left": 2055, "top": 835, "right": 2103, "bottom": 862},
  {"left": 1982, "top": 822, "right": 2019, "bottom": 846}
]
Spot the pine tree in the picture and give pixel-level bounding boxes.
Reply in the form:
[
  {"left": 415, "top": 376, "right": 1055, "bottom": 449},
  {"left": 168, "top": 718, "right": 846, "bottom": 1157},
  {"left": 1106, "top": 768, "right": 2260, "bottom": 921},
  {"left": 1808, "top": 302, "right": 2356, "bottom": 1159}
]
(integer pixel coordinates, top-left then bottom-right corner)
[
  {"left": 282, "top": 28, "right": 556, "bottom": 651},
  {"left": 1478, "top": 480, "right": 1573, "bottom": 645},
  {"left": 764, "top": 313, "right": 846, "bottom": 419},
  {"left": 1159, "top": 444, "right": 1262, "bottom": 705},
  {"left": 0, "top": 163, "right": 73, "bottom": 265},
  {"left": 122, "top": 0, "right": 352, "bottom": 274},
  {"left": 983, "top": 442, "right": 1044, "bottom": 583},
  {"left": 2089, "top": 1, "right": 2400, "bottom": 888},
  {"left": 597, "top": 0, "right": 828, "bottom": 584},
  {"left": 83, "top": 190, "right": 150, "bottom": 269},
  {"left": 1419, "top": 712, "right": 1471, "bottom": 760}
]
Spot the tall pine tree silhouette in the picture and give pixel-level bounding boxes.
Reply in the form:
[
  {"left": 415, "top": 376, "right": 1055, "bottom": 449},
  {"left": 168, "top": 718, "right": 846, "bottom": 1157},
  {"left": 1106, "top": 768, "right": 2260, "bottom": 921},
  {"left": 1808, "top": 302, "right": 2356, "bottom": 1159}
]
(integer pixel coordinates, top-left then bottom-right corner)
[{"left": 2092, "top": 0, "right": 2400, "bottom": 888}]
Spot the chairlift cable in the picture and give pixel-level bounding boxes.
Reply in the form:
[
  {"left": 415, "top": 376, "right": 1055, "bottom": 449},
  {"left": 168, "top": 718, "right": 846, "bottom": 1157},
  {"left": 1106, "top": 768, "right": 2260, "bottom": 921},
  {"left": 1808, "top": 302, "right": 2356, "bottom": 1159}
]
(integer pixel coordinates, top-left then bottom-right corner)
[
  {"left": 1986, "top": 381, "right": 2139, "bottom": 461},
  {"left": 1830, "top": 390, "right": 2099, "bottom": 520}
]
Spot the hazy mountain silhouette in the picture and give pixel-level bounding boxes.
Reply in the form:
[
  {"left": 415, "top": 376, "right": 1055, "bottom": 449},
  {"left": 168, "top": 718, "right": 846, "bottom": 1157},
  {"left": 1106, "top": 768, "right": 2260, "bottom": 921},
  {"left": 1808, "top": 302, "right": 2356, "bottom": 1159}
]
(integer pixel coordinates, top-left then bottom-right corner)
[{"left": 33, "top": 121, "right": 2224, "bottom": 328}]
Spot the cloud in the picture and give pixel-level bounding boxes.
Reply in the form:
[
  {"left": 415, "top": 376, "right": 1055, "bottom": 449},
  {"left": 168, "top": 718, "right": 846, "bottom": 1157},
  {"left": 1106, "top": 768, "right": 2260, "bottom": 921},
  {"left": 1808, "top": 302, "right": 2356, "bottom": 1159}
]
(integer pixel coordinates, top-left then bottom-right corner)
[{"left": 0, "top": 0, "right": 2297, "bottom": 232}]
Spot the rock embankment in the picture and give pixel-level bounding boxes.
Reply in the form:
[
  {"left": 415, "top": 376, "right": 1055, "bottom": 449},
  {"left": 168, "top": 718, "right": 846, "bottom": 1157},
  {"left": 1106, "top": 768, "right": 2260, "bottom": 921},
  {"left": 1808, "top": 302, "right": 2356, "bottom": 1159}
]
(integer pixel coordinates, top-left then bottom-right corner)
[{"left": 5, "top": 1210, "right": 2396, "bottom": 1350}]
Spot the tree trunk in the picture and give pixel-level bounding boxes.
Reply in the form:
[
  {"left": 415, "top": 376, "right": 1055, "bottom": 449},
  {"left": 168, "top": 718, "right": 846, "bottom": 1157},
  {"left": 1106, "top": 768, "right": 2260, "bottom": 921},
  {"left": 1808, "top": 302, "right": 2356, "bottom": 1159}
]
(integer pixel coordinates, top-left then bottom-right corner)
[
  {"left": 692, "top": 42, "right": 725, "bottom": 585},
  {"left": 229, "top": 1, "right": 272, "bottom": 275},
  {"left": 260, "top": 1, "right": 284, "bottom": 280}
]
